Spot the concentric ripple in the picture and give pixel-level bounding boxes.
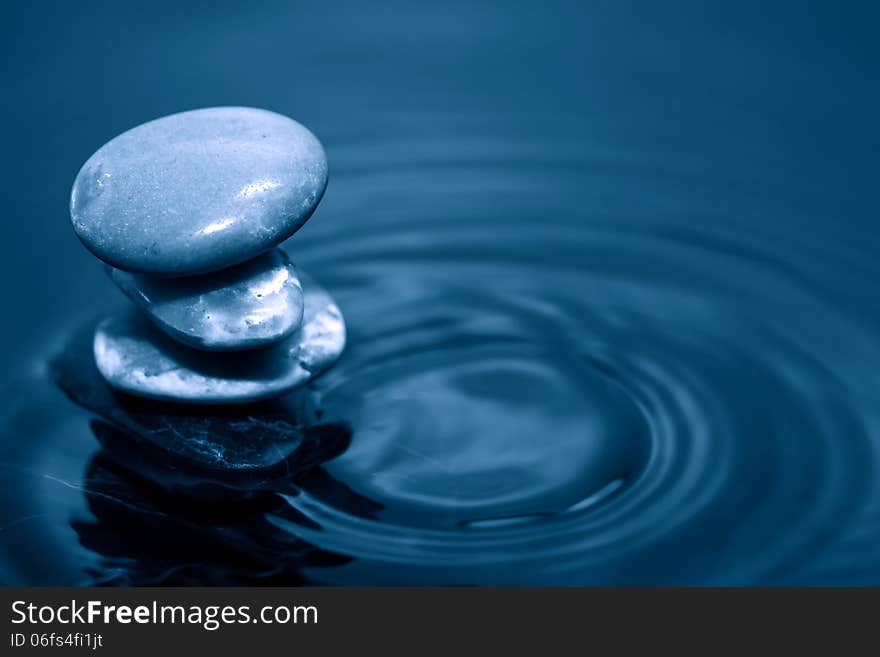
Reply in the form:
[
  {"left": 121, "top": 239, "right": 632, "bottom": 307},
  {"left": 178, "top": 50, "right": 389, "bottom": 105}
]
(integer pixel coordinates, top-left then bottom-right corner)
[{"left": 254, "top": 124, "right": 880, "bottom": 585}]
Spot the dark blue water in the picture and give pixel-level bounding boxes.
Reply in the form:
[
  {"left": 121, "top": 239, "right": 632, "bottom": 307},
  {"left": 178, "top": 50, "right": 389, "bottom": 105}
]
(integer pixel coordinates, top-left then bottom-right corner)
[{"left": 2, "top": 0, "right": 880, "bottom": 585}]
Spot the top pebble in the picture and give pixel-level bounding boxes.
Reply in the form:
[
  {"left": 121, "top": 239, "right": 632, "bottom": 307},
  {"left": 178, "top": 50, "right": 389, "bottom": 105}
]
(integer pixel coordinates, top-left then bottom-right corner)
[{"left": 70, "top": 107, "right": 328, "bottom": 276}]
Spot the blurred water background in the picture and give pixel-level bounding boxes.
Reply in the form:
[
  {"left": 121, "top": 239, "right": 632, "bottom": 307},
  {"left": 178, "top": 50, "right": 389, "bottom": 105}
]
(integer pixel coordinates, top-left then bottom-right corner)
[{"left": 2, "top": 0, "right": 879, "bottom": 585}]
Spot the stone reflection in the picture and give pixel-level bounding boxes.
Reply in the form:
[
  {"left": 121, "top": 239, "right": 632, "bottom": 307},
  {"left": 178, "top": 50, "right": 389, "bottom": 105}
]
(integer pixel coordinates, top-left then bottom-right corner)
[
  {"left": 72, "top": 422, "right": 352, "bottom": 585},
  {"left": 53, "top": 319, "right": 361, "bottom": 585},
  {"left": 53, "top": 321, "right": 348, "bottom": 471}
]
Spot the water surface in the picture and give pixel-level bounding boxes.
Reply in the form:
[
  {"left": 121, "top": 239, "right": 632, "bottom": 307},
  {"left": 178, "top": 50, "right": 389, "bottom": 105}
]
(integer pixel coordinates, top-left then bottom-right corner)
[{"left": 1, "top": 0, "right": 879, "bottom": 585}]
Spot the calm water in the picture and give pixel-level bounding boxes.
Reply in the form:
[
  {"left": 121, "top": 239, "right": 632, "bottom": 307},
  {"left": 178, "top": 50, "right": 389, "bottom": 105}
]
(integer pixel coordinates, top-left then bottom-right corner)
[{"left": 2, "top": 1, "right": 880, "bottom": 585}]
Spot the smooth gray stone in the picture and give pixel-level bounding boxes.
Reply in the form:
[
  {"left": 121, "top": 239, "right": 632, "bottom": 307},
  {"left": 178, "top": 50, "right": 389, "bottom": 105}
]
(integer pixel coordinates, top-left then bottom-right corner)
[
  {"left": 109, "top": 249, "right": 304, "bottom": 351},
  {"left": 70, "top": 107, "right": 328, "bottom": 276},
  {"left": 93, "top": 275, "right": 345, "bottom": 404}
]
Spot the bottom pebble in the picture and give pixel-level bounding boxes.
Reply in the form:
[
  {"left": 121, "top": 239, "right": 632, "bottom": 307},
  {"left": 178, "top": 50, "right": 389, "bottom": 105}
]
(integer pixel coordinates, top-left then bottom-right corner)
[{"left": 93, "top": 273, "right": 346, "bottom": 404}]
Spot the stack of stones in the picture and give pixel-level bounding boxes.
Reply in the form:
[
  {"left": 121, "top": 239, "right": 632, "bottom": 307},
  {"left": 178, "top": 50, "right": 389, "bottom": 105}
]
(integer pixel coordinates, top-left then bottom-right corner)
[{"left": 69, "top": 107, "right": 345, "bottom": 404}]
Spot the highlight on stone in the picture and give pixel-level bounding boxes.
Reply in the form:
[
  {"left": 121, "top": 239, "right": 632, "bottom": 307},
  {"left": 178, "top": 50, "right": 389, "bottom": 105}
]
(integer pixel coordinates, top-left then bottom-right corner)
[{"left": 70, "top": 107, "right": 345, "bottom": 403}]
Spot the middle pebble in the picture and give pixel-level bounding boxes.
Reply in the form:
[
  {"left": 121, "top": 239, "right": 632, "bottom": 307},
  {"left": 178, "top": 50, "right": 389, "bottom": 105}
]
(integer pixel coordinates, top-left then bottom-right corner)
[{"left": 109, "top": 248, "right": 304, "bottom": 351}]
